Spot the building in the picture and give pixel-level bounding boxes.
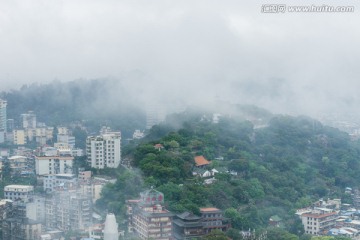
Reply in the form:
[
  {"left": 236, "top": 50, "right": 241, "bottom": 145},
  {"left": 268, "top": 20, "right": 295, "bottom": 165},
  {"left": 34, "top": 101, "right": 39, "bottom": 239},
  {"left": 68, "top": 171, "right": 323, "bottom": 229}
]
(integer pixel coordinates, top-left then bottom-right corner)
[
  {"left": 13, "top": 129, "right": 27, "bottom": 145},
  {"left": 145, "top": 104, "right": 165, "bottom": 130},
  {"left": 21, "top": 111, "right": 36, "bottom": 129},
  {"left": 4, "top": 185, "right": 34, "bottom": 203},
  {"left": 0, "top": 99, "right": 7, "bottom": 132},
  {"left": 173, "top": 212, "right": 204, "bottom": 240},
  {"left": 133, "top": 130, "right": 145, "bottom": 139},
  {"left": 57, "top": 134, "right": 76, "bottom": 149},
  {"left": 35, "top": 156, "right": 73, "bottom": 175},
  {"left": 8, "top": 155, "right": 28, "bottom": 174},
  {"left": 43, "top": 174, "right": 77, "bottom": 192},
  {"left": 89, "top": 224, "right": 104, "bottom": 239},
  {"left": 301, "top": 210, "right": 338, "bottom": 235},
  {"left": 194, "top": 156, "right": 211, "bottom": 168},
  {"left": 58, "top": 126, "right": 69, "bottom": 135},
  {"left": 86, "top": 132, "right": 121, "bottom": 169},
  {"left": 36, "top": 127, "right": 54, "bottom": 145},
  {"left": 199, "top": 208, "right": 230, "bottom": 234},
  {"left": 0, "top": 199, "right": 13, "bottom": 234},
  {"left": 41, "top": 146, "right": 58, "bottom": 157},
  {"left": 130, "top": 188, "right": 173, "bottom": 240},
  {"left": 2, "top": 217, "right": 42, "bottom": 240},
  {"left": 45, "top": 190, "right": 92, "bottom": 231},
  {"left": 7, "top": 119, "right": 14, "bottom": 132}
]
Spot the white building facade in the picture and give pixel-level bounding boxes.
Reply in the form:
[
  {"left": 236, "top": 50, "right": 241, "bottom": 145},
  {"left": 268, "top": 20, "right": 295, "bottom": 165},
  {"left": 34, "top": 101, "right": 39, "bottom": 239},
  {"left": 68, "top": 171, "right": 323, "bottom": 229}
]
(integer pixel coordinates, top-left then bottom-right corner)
[
  {"left": 86, "top": 132, "right": 121, "bottom": 169},
  {"left": 35, "top": 156, "right": 74, "bottom": 175},
  {"left": 0, "top": 99, "right": 7, "bottom": 133},
  {"left": 4, "top": 185, "right": 34, "bottom": 202}
]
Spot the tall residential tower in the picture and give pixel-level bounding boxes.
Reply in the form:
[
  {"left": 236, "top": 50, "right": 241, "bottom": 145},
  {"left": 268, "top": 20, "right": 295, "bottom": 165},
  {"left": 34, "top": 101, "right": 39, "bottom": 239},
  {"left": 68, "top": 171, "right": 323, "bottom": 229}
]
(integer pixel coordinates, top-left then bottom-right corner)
[
  {"left": 0, "top": 99, "right": 7, "bottom": 131},
  {"left": 86, "top": 132, "right": 121, "bottom": 169}
]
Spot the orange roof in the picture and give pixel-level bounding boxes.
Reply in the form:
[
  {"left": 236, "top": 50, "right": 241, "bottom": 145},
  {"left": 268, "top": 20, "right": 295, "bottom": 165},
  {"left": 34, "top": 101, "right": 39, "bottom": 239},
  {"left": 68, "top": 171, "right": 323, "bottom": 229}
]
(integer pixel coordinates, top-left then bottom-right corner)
[
  {"left": 194, "top": 155, "right": 210, "bottom": 166},
  {"left": 200, "top": 207, "right": 220, "bottom": 212}
]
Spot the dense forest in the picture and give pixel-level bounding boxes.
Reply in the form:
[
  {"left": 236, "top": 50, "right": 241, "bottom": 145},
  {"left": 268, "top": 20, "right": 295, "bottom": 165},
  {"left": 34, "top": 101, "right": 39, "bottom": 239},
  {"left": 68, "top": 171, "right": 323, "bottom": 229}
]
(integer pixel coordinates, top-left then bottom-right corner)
[{"left": 98, "top": 110, "right": 360, "bottom": 239}]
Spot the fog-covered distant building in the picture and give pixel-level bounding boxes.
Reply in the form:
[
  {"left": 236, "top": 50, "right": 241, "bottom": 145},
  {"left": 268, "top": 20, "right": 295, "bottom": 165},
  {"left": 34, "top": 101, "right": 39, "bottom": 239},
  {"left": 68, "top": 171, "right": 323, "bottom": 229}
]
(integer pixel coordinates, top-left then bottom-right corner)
[
  {"left": 6, "top": 119, "right": 14, "bottom": 132},
  {"left": 57, "top": 134, "right": 76, "bottom": 149},
  {"left": 86, "top": 132, "right": 121, "bottom": 169},
  {"left": 133, "top": 129, "right": 145, "bottom": 139},
  {"left": 2, "top": 217, "right": 42, "bottom": 240},
  {"left": 45, "top": 190, "right": 92, "bottom": 231},
  {"left": 21, "top": 111, "right": 36, "bottom": 129},
  {"left": 0, "top": 99, "right": 7, "bottom": 132},
  {"left": 145, "top": 104, "right": 166, "bottom": 130}
]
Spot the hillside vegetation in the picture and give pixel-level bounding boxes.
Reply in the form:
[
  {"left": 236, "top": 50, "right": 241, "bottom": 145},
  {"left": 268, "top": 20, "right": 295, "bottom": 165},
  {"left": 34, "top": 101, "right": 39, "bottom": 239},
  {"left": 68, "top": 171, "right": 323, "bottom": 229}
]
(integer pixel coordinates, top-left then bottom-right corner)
[{"left": 99, "top": 109, "right": 360, "bottom": 238}]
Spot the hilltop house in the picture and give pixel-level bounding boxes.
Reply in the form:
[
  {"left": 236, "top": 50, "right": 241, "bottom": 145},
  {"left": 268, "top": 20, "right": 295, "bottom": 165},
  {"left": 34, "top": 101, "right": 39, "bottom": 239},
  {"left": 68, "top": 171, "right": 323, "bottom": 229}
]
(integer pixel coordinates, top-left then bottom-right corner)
[{"left": 194, "top": 156, "right": 210, "bottom": 168}]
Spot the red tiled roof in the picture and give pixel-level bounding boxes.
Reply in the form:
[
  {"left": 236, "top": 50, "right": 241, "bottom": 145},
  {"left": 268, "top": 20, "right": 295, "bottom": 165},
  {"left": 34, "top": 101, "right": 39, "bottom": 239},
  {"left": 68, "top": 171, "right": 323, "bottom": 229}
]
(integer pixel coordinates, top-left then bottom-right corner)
[{"left": 194, "top": 156, "right": 210, "bottom": 166}]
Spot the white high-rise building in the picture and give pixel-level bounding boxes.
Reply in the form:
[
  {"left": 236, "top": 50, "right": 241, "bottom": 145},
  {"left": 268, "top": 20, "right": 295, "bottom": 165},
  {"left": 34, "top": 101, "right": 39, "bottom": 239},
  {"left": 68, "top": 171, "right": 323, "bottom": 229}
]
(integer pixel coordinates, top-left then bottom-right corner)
[
  {"left": 104, "top": 213, "right": 118, "bottom": 240},
  {"left": 0, "top": 99, "right": 7, "bottom": 132},
  {"left": 86, "top": 132, "right": 121, "bottom": 169}
]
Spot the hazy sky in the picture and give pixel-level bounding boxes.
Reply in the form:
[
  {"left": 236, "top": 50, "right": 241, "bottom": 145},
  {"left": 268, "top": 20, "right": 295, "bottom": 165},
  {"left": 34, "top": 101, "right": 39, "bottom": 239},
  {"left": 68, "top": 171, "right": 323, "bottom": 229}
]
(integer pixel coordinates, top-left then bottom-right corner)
[{"left": 1, "top": 0, "right": 359, "bottom": 116}]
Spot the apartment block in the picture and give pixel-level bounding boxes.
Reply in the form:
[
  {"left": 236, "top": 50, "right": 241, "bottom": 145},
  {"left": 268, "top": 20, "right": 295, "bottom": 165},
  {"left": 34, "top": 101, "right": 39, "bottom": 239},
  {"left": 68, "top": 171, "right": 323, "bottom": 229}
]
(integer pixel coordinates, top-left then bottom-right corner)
[
  {"left": 4, "top": 185, "right": 34, "bottom": 203},
  {"left": 35, "top": 156, "right": 73, "bottom": 175},
  {"left": 45, "top": 190, "right": 92, "bottom": 231},
  {"left": 2, "top": 217, "right": 42, "bottom": 240},
  {"left": 13, "top": 129, "right": 27, "bottom": 145},
  {"left": 86, "top": 132, "right": 121, "bottom": 169},
  {"left": 43, "top": 174, "right": 77, "bottom": 192},
  {"left": 301, "top": 210, "right": 338, "bottom": 235}
]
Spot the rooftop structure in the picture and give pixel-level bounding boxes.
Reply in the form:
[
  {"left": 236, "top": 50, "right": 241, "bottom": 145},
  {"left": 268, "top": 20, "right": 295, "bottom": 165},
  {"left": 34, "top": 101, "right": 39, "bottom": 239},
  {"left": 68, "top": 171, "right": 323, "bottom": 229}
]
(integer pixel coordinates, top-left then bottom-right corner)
[
  {"left": 128, "top": 188, "right": 173, "bottom": 240},
  {"left": 194, "top": 156, "right": 210, "bottom": 167}
]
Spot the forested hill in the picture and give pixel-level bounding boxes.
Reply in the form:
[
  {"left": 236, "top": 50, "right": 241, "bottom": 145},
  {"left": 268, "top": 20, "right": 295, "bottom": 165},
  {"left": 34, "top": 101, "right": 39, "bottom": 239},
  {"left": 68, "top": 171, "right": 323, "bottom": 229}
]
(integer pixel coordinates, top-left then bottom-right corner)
[
  {"left": 112, "top": 111, "right": 360, "bottom": 235},
  {"left": 0, "top": 79, "right": 145, "bottom": 137}
]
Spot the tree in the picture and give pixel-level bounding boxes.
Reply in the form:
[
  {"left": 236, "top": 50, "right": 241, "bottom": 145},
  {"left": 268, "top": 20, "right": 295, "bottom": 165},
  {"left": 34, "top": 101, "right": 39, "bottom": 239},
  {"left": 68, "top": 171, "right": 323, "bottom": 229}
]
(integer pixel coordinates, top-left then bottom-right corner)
[
  {"left": 202, "top": 230, "right": 228, "bottom": 240},
  {"left": 266, "top": 228, "right": 299, "bottom": 240}
]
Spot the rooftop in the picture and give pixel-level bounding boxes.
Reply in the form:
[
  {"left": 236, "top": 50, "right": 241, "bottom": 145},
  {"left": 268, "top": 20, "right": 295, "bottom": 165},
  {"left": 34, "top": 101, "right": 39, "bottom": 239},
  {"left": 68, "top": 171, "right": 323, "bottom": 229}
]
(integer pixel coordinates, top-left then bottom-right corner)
[
  {"left": 4, "top": 185, "right": 34, "bottom": 190},
  {"left": 194, "top": 156, "right": 210, "bottom": 166},
  {"left": 302, "top": 212, "right": 337, "bottom": 219},
  {"left": 36, "top": 156, "right": 74, "bottom": 160},
  {"left": 200, "top": 207, "right": 221, "bottom": 213}
]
